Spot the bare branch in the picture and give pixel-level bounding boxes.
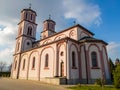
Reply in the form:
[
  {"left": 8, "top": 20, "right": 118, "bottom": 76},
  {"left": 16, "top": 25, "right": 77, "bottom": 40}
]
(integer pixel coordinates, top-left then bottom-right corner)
[{"left": 0, "top": 61, "right": 7, "bottom": 72}]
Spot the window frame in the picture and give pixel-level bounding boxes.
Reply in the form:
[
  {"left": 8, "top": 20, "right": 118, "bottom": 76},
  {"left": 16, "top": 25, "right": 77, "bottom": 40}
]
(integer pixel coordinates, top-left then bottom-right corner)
[
  {"left": 17, "top": 42, "right": 20, "bottom": 51},
  {"left": 32, "top": 57, "right": 35, "bottom": 70},
  {"left": 44, "top": 54, "right": 49, "bottom": 69},
  {"left": 27, "top": 26, "right": 32, "bottom": 36},
  {"left": 72, "top": 51, "right": 77, "bottom": 69},
  {"left": 22, "top": 59, "right": 25, "bottom": 70},
  {"left": 91, "top": 51, "right": 99, "bottom": 68}
]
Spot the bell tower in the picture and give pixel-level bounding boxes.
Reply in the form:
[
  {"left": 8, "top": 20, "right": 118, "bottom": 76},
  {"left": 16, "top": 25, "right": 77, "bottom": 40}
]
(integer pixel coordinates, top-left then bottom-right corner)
[
  {"left": 15, "top": 7, "right": 37, "bottom": 53},
  {"left": 41, "top": 16, "right": 56, "bottom": 39}
]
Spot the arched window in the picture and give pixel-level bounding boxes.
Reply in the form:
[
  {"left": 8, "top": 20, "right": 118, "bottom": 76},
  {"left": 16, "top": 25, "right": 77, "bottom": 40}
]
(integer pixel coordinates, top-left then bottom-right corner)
[
  {"left": 27, "top": 26, "right": 32, "bottom": 36},
  {"left": 17, "top": 42, "right": 20, "bottom": 51},
  {"left": 22, "top": 59, "right": 25, "bottom": 70},
  {"left": 32, "top": 57, "right": 35, "bottom": 69},
  {"left": 91, "top": 52, "right": 98, "bottom": 67},
  {"left": 31, "top": 14, "right": 32, "bottom": 20},
  {"left": 19, "top": 27, "right": 22, "bottom": 35},
  {"left": 25, "top": 13, "right": 28, "bottom": 19},
  {"left": 14, "top": 61, "right": 17, "bottom": 70},
  {"left": 45, "top": 54, "right": 49, "bottom": 67},
  {"left": 72, "top": 51, "right": 76, "bottom": 67}
]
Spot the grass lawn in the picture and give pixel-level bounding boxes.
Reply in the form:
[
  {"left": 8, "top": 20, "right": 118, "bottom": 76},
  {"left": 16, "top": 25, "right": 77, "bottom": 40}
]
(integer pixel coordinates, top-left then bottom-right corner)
[{"left": 68, "top": 85, "right": 120, "bottom": 90}]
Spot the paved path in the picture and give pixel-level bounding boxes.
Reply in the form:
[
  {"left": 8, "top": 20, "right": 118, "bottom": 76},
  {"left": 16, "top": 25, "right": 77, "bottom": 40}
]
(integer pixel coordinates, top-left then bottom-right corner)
[{"left": 0, "top": 78, "right": 68, "bottom": 90}]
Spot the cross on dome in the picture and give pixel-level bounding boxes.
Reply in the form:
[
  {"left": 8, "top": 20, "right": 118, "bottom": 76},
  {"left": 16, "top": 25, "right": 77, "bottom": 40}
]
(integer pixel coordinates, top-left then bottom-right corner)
[
  {"left": 49, "top": 14, "right": 51, "bottom": 20},
  {"left": 29, "top": 3, "right": 32, "bottom": 9}
]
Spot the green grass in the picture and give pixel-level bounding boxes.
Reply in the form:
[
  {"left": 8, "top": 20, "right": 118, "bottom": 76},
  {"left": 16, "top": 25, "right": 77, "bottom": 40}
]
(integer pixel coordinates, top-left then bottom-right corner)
[{"left": 68, "top": 85, "right": 120, "bottom": 90}]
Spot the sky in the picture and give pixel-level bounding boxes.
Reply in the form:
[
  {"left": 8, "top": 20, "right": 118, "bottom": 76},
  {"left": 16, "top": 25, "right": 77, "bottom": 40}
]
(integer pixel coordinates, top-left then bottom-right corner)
[{"left": 0, "top": 0, "right": 120, "bottom": 65}]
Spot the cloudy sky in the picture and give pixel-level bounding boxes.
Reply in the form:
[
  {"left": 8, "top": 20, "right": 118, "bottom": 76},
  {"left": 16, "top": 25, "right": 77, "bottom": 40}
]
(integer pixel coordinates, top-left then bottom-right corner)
[{"left": 0, "top": 0, "right": 120, "bottom": 65}]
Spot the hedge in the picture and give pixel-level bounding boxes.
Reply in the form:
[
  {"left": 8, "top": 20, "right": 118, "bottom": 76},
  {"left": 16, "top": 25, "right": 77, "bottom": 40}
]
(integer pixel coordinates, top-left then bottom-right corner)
[{"left": 0, "top": 72, "right": 11, "bottom": 77}]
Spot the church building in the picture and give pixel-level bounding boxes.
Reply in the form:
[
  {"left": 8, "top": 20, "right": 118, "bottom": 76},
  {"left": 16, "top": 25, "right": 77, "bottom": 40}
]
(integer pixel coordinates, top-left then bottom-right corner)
[{"left": 11, "top": 7, "right": 111, "bottom": 84}]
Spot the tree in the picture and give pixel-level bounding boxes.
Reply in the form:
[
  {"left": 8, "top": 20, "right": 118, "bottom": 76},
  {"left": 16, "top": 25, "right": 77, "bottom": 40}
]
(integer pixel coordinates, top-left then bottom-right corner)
[
  {"left": 0, "top": 61, "right": 7, "bottom": 72},
  {"left": 115, "top": 58, "right": 120, "bottom": 66},
  {"left": 113, "top": 63, "right": 120, "bottom": 88},
  {"left": 8, "top": 64, "right": 12, "bottom": 72},
  {"left": 108, "top": 58, "right": 115, "bottom": 81}
]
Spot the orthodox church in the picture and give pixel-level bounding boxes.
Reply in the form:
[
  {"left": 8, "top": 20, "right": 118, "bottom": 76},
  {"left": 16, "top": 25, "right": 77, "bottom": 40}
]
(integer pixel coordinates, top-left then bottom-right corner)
[{"left": 11, "top": 7, "right": 111, "bottom": 84}]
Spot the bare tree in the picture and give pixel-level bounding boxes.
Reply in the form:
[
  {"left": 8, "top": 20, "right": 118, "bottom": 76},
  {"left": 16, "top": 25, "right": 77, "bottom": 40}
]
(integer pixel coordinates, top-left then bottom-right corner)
[
  {"left": 8, "top": 63, "right": 12, "bottom": 72},
  {"left": 0, "top": 61, "right": 7, "bottom": 72}
]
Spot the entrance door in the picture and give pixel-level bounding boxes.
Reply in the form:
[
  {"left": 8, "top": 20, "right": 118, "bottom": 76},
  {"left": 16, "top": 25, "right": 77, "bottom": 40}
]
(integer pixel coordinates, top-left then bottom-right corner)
[{"left": 61, "top": 62, "right": 64, "bottom": 77}]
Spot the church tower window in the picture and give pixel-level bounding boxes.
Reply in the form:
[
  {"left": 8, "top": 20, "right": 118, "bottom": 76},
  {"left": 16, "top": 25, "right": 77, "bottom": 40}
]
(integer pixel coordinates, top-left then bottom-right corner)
[
  {"left": 22, "top": 59, "right": 25, "bottom": 70},
  {"left": 32, "top": 57, "right": 35, "bottom": 69},
  {"left": 91, "top": 52, "right": 98, "bottom": 67},
  {"left": 31, "top": 14, "right": 33, "bottom": 20},
  {"left": 27, "top": 26, "right": 32, "bottom": 36},
  {"left": 72, "top": 51, "right": 76, "bottom": 68},
  {"left": 19, "top": 27, "right": 22, "bottom": 35},
  {"left": 17, "top": 42, "right": 20, "bottom": 51},
  {"left": 45, "top": 54, "right": 49, "bottom": 68},
  {"left": 25, "top": 13, "right": 28, "bottom": 19}
]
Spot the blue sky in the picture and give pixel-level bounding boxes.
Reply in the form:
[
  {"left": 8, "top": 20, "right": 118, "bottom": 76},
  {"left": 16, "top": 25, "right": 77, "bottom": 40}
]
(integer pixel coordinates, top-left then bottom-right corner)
[{"left": 0, "top": 0, "right": 120, "bottom": 64}]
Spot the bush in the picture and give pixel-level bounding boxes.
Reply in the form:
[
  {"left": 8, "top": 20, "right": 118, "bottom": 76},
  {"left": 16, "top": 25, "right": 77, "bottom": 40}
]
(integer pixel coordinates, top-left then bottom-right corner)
[
  {"left": 113, "top": 64, "right": 120, "bottom": 89},
  {"left": 0, "top": 72, "right": 11, "bottom": 77},
  {"left": 95, "top": 78, "right": 105, "bottom": 87},
  {"left": 77, "top": 83, "right": 81, "bottom": 87}
]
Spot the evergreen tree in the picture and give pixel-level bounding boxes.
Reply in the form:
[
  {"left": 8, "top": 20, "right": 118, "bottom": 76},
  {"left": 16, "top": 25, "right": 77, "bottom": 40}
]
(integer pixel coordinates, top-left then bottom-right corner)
[
  {"left": 108, "top": 58, "right": 114, "bottom": 81},
  {"left": 113, "top": 63, "right": 120, "bottom": 88}
]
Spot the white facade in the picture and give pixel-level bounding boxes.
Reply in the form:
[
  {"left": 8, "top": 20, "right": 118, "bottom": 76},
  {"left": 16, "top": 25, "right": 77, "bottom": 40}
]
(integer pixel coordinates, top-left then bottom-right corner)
[{"left": 11, "top": 8, "right": 111, "bottom": 84}]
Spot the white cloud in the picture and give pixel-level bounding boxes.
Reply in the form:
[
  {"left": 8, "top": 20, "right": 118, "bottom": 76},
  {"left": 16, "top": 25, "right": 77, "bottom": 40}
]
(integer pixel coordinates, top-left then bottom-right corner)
[
  {"left": 0, "top": 20, "right": 17, "bottom": 65},
  {"left": 63, "top": 0, "right": 102, "bottom": 26},
  {"left": 0, "top": 0, "right": 102, "bottom": 65},
  {"left": 0, "top": 21, "right": 17, "bottom": 46},
  {"left": 107, "top": 42, "right": 120, "bottom": 60},
  {"left": 0, "top": 46, "right": 14, "bottom": 65},
  {"left": 107, "top": 42, "right": 120, "bottom": 52}
]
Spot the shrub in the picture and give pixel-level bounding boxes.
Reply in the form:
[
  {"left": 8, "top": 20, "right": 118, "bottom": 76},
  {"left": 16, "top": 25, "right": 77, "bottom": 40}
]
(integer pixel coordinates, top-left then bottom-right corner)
[
  {"left": 113, "top": 64, "right": 120, "bottom": 89},
  {"left": 0, "top": 72, "right": 11, "bottom": 77},
  {"left": 77, "top": 83, "right": 81, "bottom": 87},
  {"left": 95, "top": 78, "right": 105, "bottom": 87}
]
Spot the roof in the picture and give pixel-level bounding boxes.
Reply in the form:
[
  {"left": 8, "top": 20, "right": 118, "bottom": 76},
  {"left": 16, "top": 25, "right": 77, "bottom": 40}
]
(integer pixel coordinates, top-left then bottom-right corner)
[
  {"left": 43, "top": 19, "right": 56, "bottom": 24},
  {"left": 74, "top": 24, "right": 94, "bottom": 35},
  {"left": 40, "top": 24, "right": 94, "bottom": 41},
  {"left": 21, "top": 8, "right": 37, "bottom": 16},
  {"left": 79, "top": 36, "right": 108, "bottom": 45},
  {"left": 57, "top": 24, "right": 94, "bottom": 36}
]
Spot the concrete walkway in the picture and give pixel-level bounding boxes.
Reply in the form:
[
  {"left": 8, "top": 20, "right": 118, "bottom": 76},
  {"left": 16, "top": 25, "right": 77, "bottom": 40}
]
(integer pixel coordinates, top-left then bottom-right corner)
[{"left": 0, "top": 78, "right": 68, "bottom": 90}]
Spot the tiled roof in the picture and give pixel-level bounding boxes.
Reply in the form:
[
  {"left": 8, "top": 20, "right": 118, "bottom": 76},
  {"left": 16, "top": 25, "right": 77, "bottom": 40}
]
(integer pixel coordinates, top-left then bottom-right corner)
[{"left": 79, "top": 36, "right": 108, "bottom": 45}]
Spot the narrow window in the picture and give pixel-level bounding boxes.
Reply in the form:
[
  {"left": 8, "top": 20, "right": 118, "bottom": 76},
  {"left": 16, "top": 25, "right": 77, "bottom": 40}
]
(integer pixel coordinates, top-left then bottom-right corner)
[
  {"left": 25, "top": 13, "right": 28, "bottom": 19},
  {"left": 72, "top": 51, "right": 76, "bottom": 67},
  {"left": 48, "top": 23, "right": 49, "bottom": 29},
  {"left": 19, "top": 27, "right": 22, "bottom": 35},
  {"left": 27, "top": 26, "right": 32, "bottom": 36},
  {"left": 91, "top": 52, "right": 98, "bottom": 67},
  {"left": 32, "top": 57, "right": 35, "bottom": 69},
  {"left": 45, "top": 54, "right": 49, "bottom": 67},
  {"left": 17, "top": 42, "right": 20, "bottom": 51},
  {"left": 22, "top": 59, "right": 25, "bottom": 70},
  {"left": 30, "top": 14, "right": 33, "bottom": 20},
  {"left": 14, "top": 61, "right": 17, "bottom": 70}
]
